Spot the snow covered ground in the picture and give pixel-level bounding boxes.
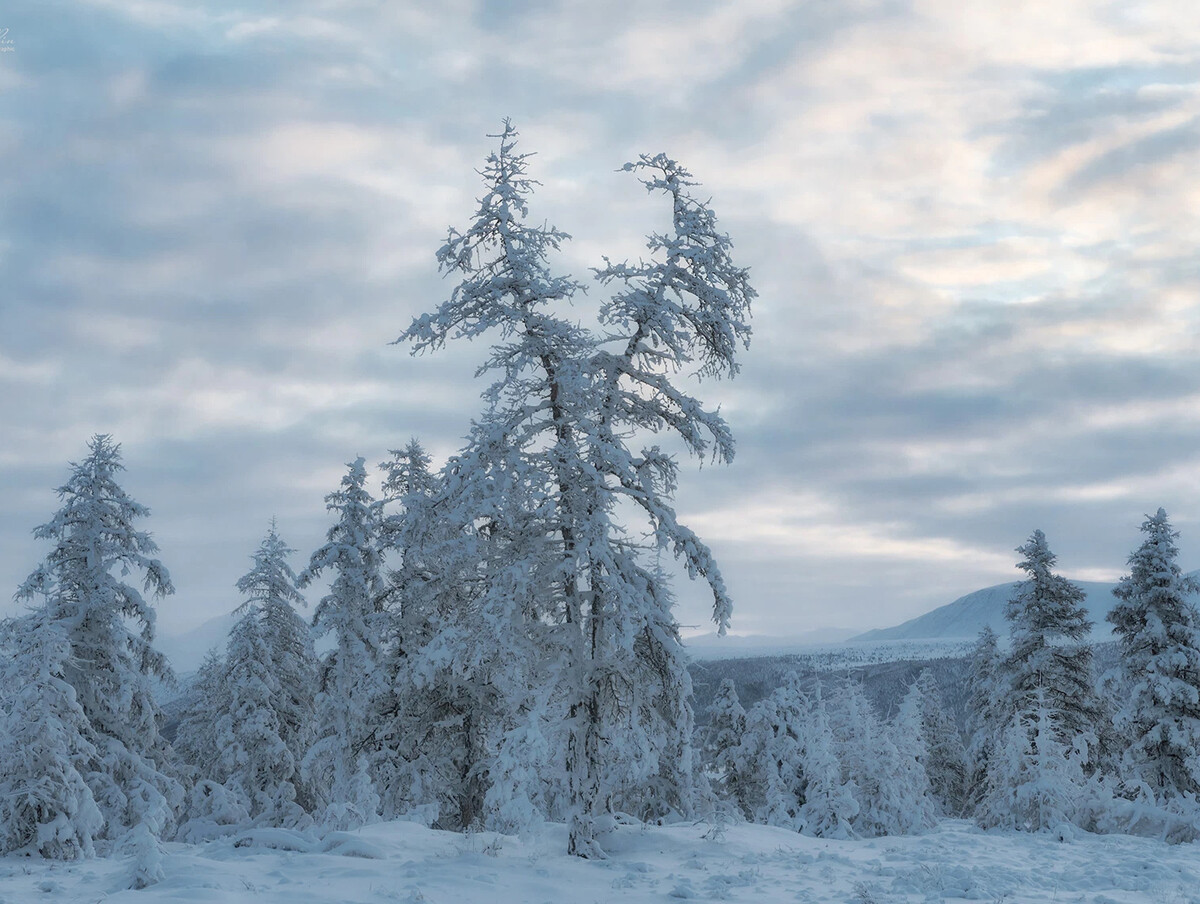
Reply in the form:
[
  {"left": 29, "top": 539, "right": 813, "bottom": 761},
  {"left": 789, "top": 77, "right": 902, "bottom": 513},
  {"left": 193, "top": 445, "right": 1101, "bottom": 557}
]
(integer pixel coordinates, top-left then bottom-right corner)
[{"left": 7, "top": 818, "right": 1199, "bottom": 904}]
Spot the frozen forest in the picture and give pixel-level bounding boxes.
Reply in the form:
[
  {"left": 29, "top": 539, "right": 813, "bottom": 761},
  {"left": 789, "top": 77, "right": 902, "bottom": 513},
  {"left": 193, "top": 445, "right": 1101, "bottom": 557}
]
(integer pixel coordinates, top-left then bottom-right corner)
[{"left": 4, "top": 128, "right": 1200, "bottom": 902}]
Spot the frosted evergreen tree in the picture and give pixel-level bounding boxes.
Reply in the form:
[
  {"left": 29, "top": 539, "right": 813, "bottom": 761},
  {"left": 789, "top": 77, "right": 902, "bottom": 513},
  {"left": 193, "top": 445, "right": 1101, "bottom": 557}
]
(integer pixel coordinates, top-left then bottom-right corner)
[
  {"left": 0, "top": 611, "right": 104, "bottom": 858},
  {"left": 734, "top": 674, "right": 809, "bottom": 831},
  {"left": 394, "top": 123, "right": 753, "bottom": 856},
  {"left": 300, "top": 458, "right": 386, "bottom": 828},
  {"left": 965, "top": 625, "right": 1007, "bottom": 813},
  {"left": 1006, "top": 530, "right": 1101, "bottom": 765},
  {"left": 976, "top": 693, "right": 1085, "bottom": 832},
  {"left": 1107, "top": 508, "right": 1200, "bottom": 799},
  {"left": 213, "top": 612, "right": 307, "bottom": 827},
  {"left": 890, "top": 681, "right": 939, "bottom": 831},
  {"left": 234, "top": 523, "right": 317, "bottom": 814},
  {"left": 914, "top": 669, "right": 968, "bottom": 816},
  {"left": 172, "top": 648, "right": 228, "bottom": 777},
  {"left": 15, "top": 435, "right": 182, "bottom": 846},
  {"left": 830, "top": 682, "right": 934, "bottom": 837},
  {"left": 796, "top": 685, "right": 858, "bottom": 839},
  {"left": 702, "top": 678, "right": 749, "bottom": 806}
]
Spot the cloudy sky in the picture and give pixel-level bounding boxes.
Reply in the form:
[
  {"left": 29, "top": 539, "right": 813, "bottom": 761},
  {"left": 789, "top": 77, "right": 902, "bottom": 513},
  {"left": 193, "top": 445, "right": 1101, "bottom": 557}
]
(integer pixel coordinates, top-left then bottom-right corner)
[{"left": 2, "top": 0, "right": 1199, "bottom": 640}]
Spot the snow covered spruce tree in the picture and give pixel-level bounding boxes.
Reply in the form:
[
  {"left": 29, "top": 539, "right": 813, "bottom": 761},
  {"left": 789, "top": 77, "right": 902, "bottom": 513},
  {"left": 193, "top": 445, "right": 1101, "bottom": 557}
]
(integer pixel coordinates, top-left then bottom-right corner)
[
  {"left": 233, "top": 524, "right": 318, "bottom": 817},
  {"left": 300, "top": 458, "right": 386, "bottom": 829},
  {"left": 702, "top": 678, "right": 749, "bottom": 807},
  {"left": 1107, "top": 509, "right": 1200, "bottom": 800},
  {"left": 11, "top": 435, "right": 182, "bottom": 851},
  {"left": 395, "top": 122, "right": 753, "bottom": 856},
  {"left": 912, "top": 669, "right": 968, "bottom": 816},
  {"left": 372, "top": 438, "right": 505, "bottom": 828},
  {"left": 1005, "top": 530, "right": 1101, "bottom": 766},
  {"left": 0, "top": 611, "right": 104, "bottom": 858},
  {"left": 198, "top": 525, "right": 316, "bottom": 827},
  {"left": 965, "top": 625, "right": 1006, "bottom": 813}
]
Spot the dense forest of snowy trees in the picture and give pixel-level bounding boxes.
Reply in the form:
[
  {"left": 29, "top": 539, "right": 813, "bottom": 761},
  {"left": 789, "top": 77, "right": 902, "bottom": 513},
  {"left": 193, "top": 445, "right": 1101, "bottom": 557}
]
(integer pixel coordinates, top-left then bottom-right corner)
[{"left": 4, "top": 128, "right": 1200, "bottom": 880}]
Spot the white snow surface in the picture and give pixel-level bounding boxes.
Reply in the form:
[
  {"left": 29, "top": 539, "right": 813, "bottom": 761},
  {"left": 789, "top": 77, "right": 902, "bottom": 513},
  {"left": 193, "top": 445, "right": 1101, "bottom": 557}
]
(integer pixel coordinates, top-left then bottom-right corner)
[{"left": 7, "top": 817, "right": 1200, "bottom": 903}]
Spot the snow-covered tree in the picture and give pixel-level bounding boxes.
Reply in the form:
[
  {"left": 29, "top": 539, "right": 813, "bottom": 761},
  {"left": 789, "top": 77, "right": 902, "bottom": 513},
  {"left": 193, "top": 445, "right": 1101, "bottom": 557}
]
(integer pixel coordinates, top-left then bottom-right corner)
[
  {"left": 234, "top": 523, "right": 317, "bottom": 814},
  {"left": 213, "top": 612, "right": 306, "bottom": 826},
  {"left": 1107, "top": 509, "right": 1200, "bottom": 799},
  {"left": 829, "top": 682, "right": 934, "bottom": 837},
  {"left": 965, "top": 625, "right": 1006, "bottom": 813},
  {"left": 172, "top": 649, "right": 227, "bottom": 777},
  {"left": 734, "top": 674, "right": 810, "bottom": 832},
  {"left": 796, "top": 686, "right": 858, "bottom": 839},
  {"left": 394, "top": 123, "right": 754, "bottom": 856},
  {"left": 0, "top": 611, "right": 103, "bottom": 858},
  {"left": 914, "top": 669, "right": 968, "bottom": 816},
  {"left": 14, "top": 435, "right": 182, "bottom": 846},
  {"left": 300, "top": 458, "right": 386, "bottom": 828},
  {"left": 976, "top": 693, "right": 1085, "bottom": 832},
  {"left": 1006, "top": 530, "right": 1101, "bottom": 765},
  {"left": 702, "top": 679, "right": 749, "bottom": 807}
]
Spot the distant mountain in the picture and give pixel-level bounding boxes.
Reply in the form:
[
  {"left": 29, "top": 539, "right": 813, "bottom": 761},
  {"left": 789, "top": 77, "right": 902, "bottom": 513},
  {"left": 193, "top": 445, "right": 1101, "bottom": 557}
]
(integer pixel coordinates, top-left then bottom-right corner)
[
  {"left": 852, "top": 572, "right": 1200, "bottom": 643},
  {"left": 684, "top": 627, "right": 859, "bottom": 660},
  {"left": 157, "top": 610, "right": 240, "bottom": 675}
]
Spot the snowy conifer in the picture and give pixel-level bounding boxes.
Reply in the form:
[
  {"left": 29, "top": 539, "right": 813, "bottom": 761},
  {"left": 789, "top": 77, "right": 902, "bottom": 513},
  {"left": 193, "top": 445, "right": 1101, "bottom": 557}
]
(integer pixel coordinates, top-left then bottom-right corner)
[
  {"left": 829, "top": 682, "right": 934, "bottom": 837},
  {"left": 735, "top": 674, "right": 809, "bottom": 831},
  {"left": 965, "top": 625, "right": 1006, "bottom": 812},
  {"left": 796, "top": 686, "right": 858, "bottom": 839},
  {"left": 14, "top": 435, "right": 182, "bottom": 843},
  {"left": 1006, "top": 530, "right": 1101, "bottom": 765},
  {"left": 914, "top": 669, "right": 968, "bottom": 816},
  {"left": 300, "top": 458, "right": 386, "bottom": 828},
  {"left": 703, "top": 679, "right": 749, "bottom": 807},
  {"left": 976, "top": 693, "right": 1085, "bottom": 832},
  {"left": 395, "top": 123, "right": 753, "bottom": 856},
  {"left": 1107, "top": 509, "right": 1200, "bottom": 799},
  {"left": 234, "top": 523, "right": 317, "bottom": 814},
  {"left": 0, "top": 611, "right": 103, "bottom": 858}
]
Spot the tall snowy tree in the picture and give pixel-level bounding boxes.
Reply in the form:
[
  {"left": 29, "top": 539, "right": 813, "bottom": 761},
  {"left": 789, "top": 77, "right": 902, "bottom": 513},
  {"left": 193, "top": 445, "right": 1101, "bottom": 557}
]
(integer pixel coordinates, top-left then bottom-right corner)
[
  {"left": 975, "top": 692, "right": 1085, "bottom": 832},
  {"left": 829, "top": 682, "right": 935, "bottom": 837},
  {"left": 300, "top": 458, "right": 386, "bottom": 828},
  {"left": 702, "top": 678, "right": 749, "bottom": 807},
  {"left": 394, "top": 123, "right": 753, "bottom": 856},
  {"left": 1107, "top": 509, "right": 1200, "bottom": 799},
  {"left": 14, "top": 435, "right": 182, "bottom": 847},
  {"left": 234, "top": 523, "right": 317, "bottom": 815},
  {"left": 913, "top": 669, "right": 968, "bottom": 816},
  {"left": 0, "top": 611, "right": 104, "bottom": 858},
  {"left": 1005, "top": 530, "right": 1101, "bottom": 765},
  {"left": 965, "top": 625, "right": 1006, "bottom": 813}
]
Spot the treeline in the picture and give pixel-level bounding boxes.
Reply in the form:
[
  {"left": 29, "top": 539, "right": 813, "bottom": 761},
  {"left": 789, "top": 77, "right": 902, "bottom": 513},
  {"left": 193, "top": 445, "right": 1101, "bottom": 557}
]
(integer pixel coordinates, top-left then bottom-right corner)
[{"left": 701, "top": 520, "right": 1200, "bottom": 842}]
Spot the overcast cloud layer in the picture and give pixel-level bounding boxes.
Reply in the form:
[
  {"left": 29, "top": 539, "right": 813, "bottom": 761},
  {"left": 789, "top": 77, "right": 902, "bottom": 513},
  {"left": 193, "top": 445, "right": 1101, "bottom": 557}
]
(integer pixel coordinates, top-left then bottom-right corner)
[{"left": 2, "top": 0, "right": 1199, "bottom": 638}]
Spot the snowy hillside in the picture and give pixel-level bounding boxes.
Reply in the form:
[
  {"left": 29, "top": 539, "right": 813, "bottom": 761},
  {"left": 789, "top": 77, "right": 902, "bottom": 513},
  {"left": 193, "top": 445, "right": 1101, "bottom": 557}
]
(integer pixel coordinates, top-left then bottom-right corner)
[
  {"left": 11, "top": 817, "right": 1200, "bottom": 904},
  {"left": 852, "top": 578, "right": 1119, "bottom": 642}
]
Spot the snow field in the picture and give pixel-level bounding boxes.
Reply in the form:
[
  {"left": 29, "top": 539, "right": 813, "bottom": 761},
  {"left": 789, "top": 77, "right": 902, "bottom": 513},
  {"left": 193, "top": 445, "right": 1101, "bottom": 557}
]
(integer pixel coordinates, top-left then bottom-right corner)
[{"left": 4, "top": 818, "right": 1199, "bottom": 904}]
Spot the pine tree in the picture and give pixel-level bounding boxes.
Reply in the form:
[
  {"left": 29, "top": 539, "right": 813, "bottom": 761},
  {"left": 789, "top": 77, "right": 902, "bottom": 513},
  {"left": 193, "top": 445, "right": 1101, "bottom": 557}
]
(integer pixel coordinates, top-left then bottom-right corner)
[
  {"left": 15, "top": 435, "right": 182, "bottom": 846},
  {"left": 1107, "top": 508, "right": 1200, "bottom": 799},
  {"left": 702, "top": 679, "right": 749, "bottom": 807},
  {"left": 914, "top": 669, "right": 968, "bottom": 816},
  {"left": 965, "top": 625, "right": 1006, "bottom": 813},
  {"left": 829, "top": 682, "right": 934, "bottom": 837},
  {"left": 394, "top": 123, "right": 753, "bottom": 856},
  {"left": 1006, "top": 530, "right": 1101, "bottom": 765},
  {"left": 172, "top": 648, "right": 227, "bottom": 776},
  {"left": 796, "top": 686, "right": 858, "bottom": 839},
  {"left": 976, "top": 693, "right": 1085, "bottom": 832},
  {"left": 234, "top": 523, "right": 317, "bottom": 814},
  {"left": 735, "top": 674, "right": 809, "bottom": 832},
  {"left": 300, "top": 458, "right": 386, "bottom": 828},
  {"left": 0, "top": 611, "right": 104, "bottom": 858}
]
